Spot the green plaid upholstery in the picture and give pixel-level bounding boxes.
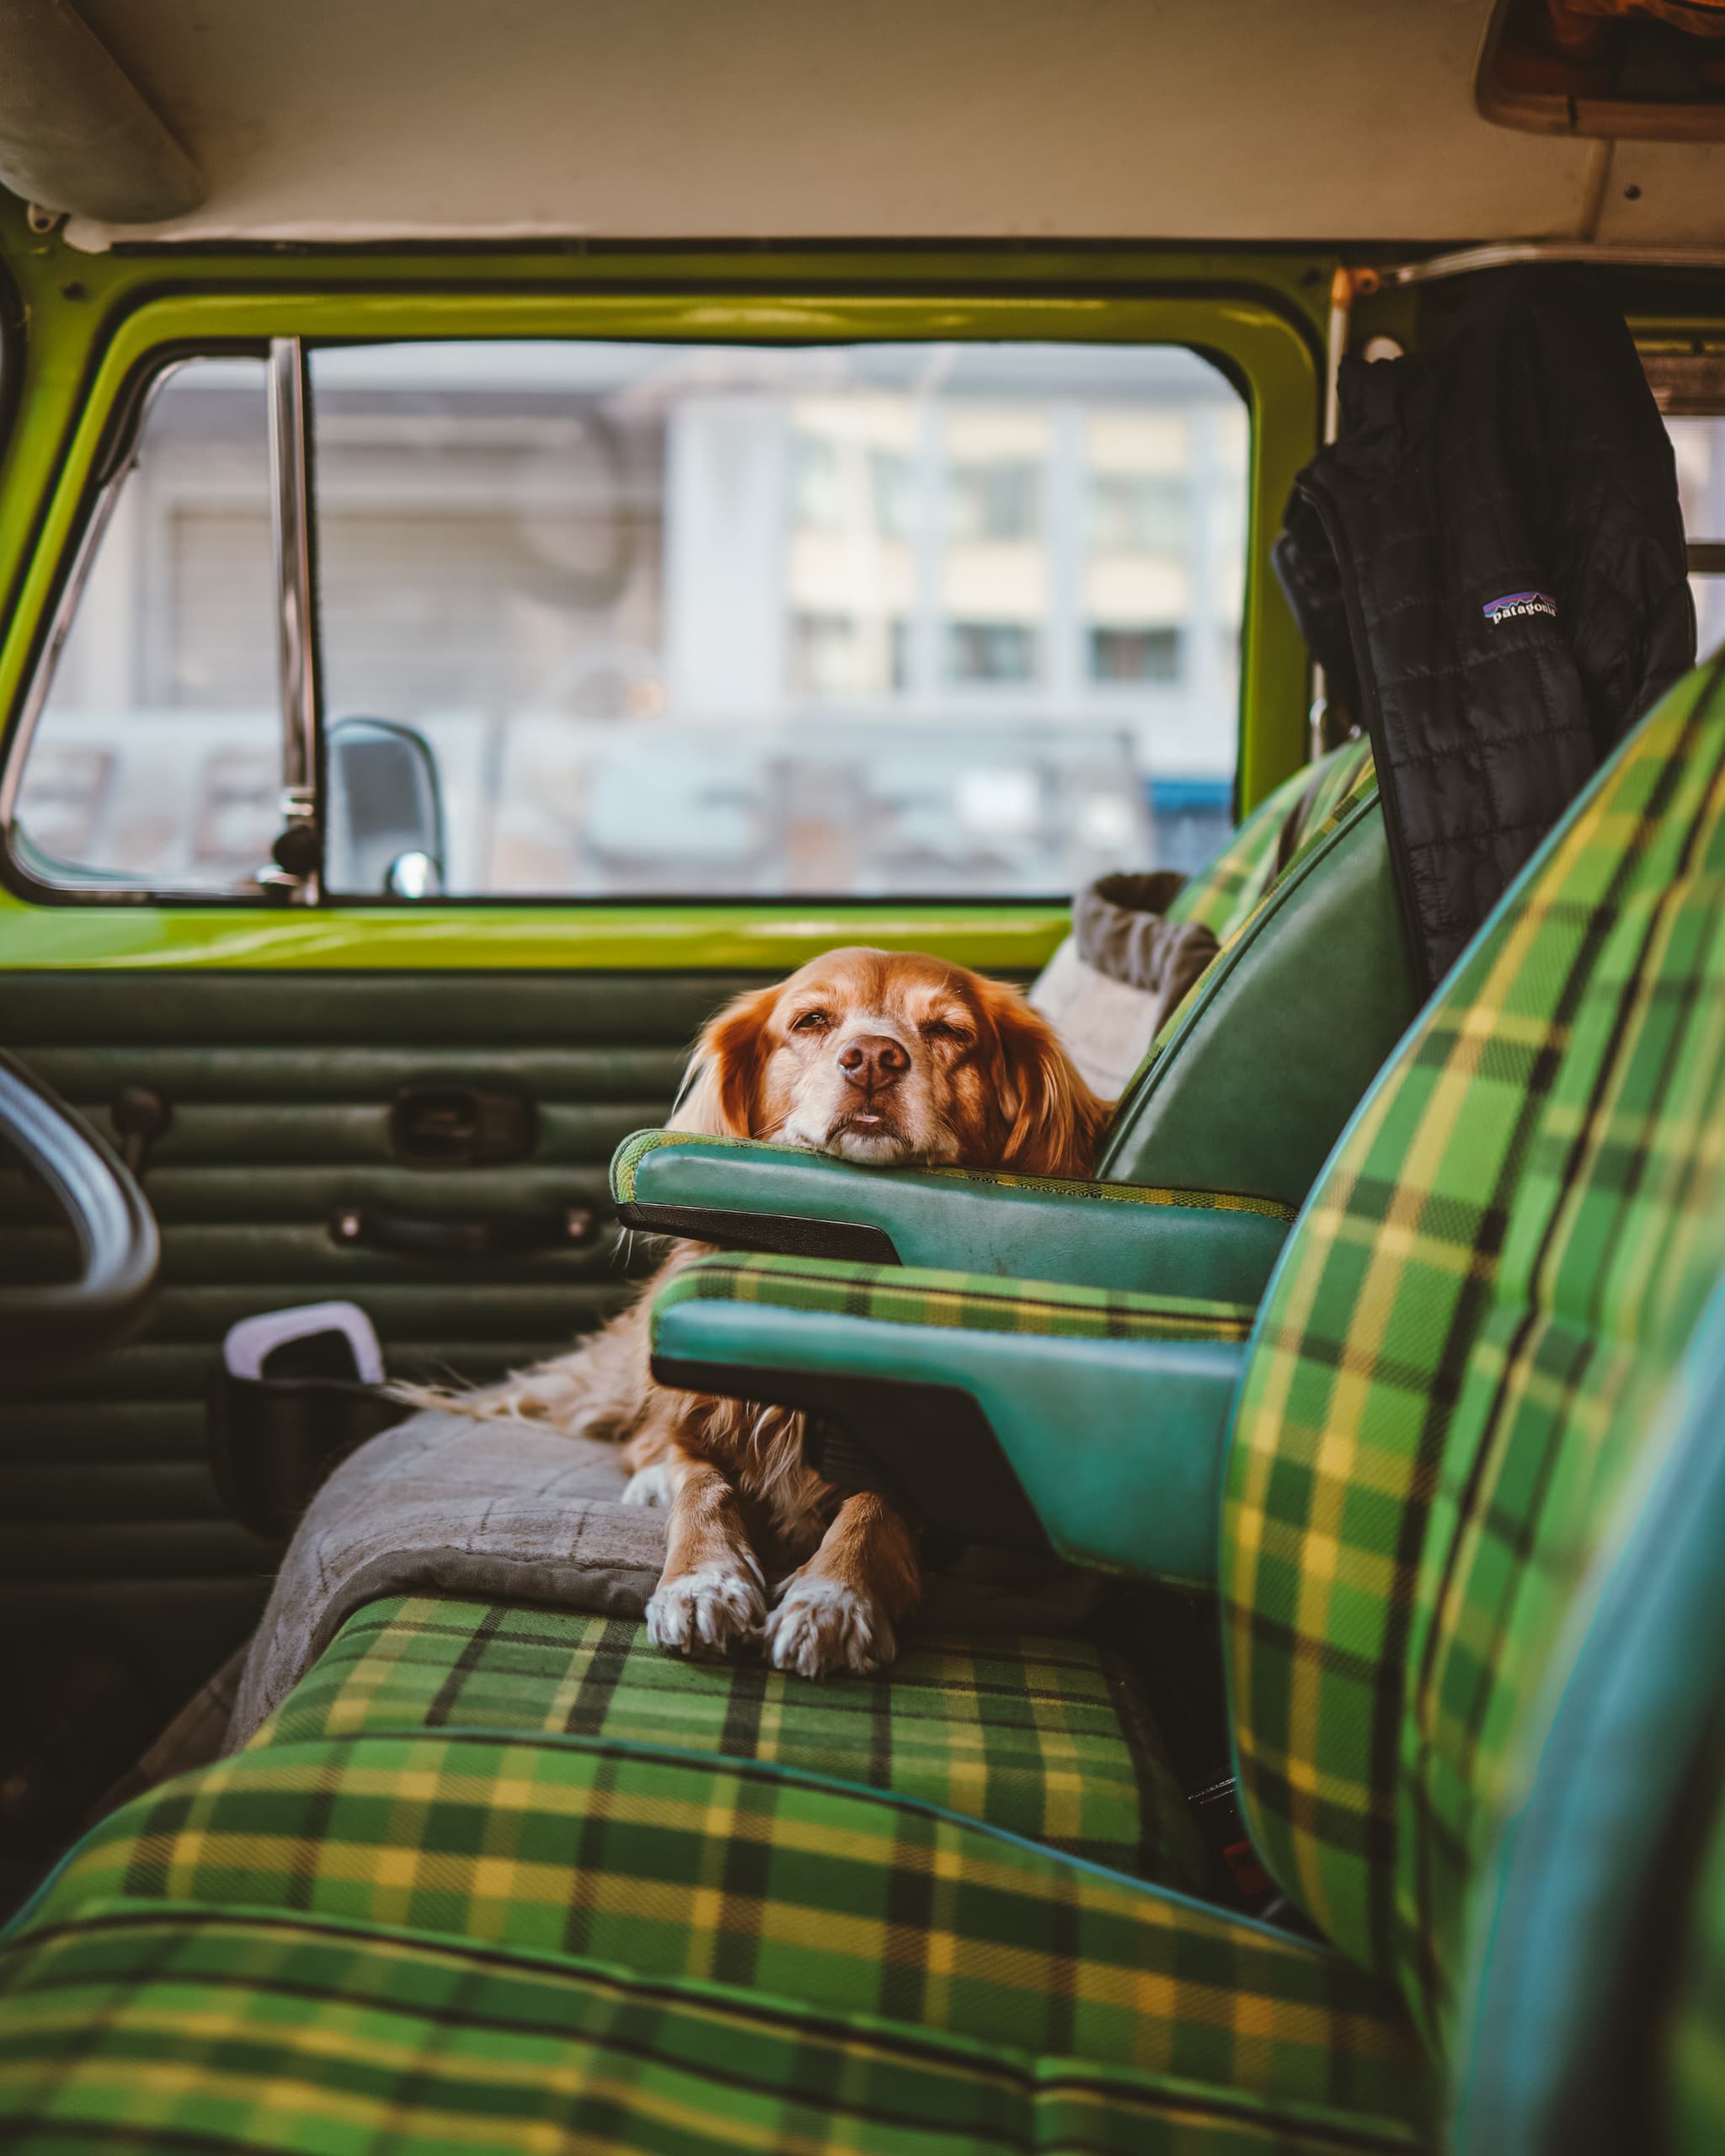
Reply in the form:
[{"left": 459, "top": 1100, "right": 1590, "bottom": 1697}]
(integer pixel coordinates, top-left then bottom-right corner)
[
  {"left": 1167, "top": 738, "right": 1376, "bottom": 943},
  {"left": 1144, "top": 739, "right": 1381, "bottom": 1062},
  {"left": 1224, "top": 660, "right": 1725, "bottom": 2047},
  {"left": 10, "top": 1730, "right": 1434, "bottom": 2142},
  {"left": 0, "top": 1906, "right": 1430, "bottom": 2155},
  {"left": 1664, "top": 1794, "right": 1725, "bottom": 2155},
  {"left": 652, "top": 1248, "right": 1255, "bottom": 1342},
  {"left": 254, "top": 1594, "right": 1209, "bottom": 1886}
]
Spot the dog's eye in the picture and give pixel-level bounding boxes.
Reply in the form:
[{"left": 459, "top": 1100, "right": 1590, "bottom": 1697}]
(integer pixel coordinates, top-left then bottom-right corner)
[
  {"left": 790, "top": 1010, "right": 832, "bottom": 1034},
  {"left": 921, "top": 1017, "right": 969, "bottom": 1044}
]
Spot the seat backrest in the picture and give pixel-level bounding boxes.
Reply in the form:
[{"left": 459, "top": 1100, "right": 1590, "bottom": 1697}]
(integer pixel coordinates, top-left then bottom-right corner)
[
  {"left": 1097, "top": 739, "right": 1418, "bottom": 1206},
  {"left": 1449, "top": 1273, "right": 1725, "bottom": 2152},
  {"left": 1164, "top": 735, "right": 1376, "bottom": 945},
  {"left": 1221, "top": 658, "right": 1725, "bottom": 2052}
]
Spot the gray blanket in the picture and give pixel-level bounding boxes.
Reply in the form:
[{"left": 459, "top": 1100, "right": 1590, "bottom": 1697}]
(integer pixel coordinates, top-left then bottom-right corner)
[
  {"left": 224, "top": 1407, "right": 1100, "bottom": 1752},
  {"left": 227, "top": 1412, "right": 666, "bottom": 1747}
]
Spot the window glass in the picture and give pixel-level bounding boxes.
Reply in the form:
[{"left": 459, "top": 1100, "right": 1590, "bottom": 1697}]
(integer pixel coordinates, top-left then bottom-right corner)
[
  {"left": 11, "top": 359, "right": 279, "bottom": 890},
  {"left": 310, "top": 340, "right": 1247, "bottom": 896},
  {"left": 1667, "top": 414, "right": 1725, "bottom": 658}
]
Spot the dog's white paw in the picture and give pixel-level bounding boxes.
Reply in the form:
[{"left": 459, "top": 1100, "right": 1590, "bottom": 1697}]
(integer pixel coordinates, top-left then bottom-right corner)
[
  {"left": 622, "top": 1461, "right": 673, "bottom": 1508},
  {"left": 764, "top": 1577, "right": 894, "bottom": 1678},
  {"left": 645, "top": 1562, "right": 765, "bottom": 1657}
]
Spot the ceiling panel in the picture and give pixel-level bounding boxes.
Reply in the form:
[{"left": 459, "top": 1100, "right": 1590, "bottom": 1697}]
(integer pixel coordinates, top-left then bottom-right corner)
[{"left": 52, "top": 0, "right": 1621, "bottom": 248}]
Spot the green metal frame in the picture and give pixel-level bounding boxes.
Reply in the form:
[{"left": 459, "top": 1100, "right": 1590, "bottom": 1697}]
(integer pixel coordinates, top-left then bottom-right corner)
[{"left": 0, "top": 206, "right": 1332, "bottom": 973}]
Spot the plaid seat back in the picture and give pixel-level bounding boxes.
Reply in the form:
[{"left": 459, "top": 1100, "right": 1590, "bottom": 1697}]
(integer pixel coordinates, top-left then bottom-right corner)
[
  {"left": 1165, "top": 737, "right": 1375, "bottom": 942},
  {"left": 1221, "top": 663, "right": 1725, "bottom": 2047}
]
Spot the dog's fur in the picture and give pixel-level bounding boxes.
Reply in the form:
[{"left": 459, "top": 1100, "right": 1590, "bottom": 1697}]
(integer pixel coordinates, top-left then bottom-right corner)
[{"left": 418, "top": 947, "right": 1111, "bottom": 1678}]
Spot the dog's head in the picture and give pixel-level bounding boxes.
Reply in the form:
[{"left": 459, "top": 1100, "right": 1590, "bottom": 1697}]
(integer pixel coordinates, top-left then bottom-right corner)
[{"left": 674, "top": 947, "right": 1112, "bottom": 1178}]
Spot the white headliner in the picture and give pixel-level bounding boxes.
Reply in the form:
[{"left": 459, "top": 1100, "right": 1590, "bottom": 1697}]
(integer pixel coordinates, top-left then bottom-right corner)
[{"left": 59, "top": 0, "right": 1722, "bottom": 252}]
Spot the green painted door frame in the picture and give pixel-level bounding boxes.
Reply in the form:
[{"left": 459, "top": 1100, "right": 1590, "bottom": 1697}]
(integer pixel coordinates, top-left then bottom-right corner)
[{"left": 0, "top": 206, "right": 1334, "bottom": 974}]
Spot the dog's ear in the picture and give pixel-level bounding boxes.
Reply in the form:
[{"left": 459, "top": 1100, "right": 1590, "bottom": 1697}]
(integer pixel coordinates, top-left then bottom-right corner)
[
  {"left": 985, "top": 986, "right": 1114, "bottom": 1178},
  {"left": 672, "top": 985, "right": 782, "bottom": 1138}
]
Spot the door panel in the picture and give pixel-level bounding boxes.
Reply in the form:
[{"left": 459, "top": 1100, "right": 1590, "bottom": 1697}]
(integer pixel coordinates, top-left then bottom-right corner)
[{"left": 0, "top": 968, "right": 766, "bottom": 1733}]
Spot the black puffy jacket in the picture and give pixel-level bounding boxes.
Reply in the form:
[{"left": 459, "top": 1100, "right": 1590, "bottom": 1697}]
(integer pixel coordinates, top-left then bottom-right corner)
[{"left": 1275, "top": 267, "right": 1696, "bottom": 992}]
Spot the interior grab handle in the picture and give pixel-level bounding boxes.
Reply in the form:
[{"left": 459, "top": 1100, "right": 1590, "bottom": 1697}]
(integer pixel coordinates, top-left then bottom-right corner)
[{"left": 328, "top": 1204, "right": 601, "bottom": 1260}]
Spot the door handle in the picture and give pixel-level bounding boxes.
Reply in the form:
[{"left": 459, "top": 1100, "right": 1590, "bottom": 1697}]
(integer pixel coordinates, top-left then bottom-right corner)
[{"left": 329, "top": 1204, "right": 601, "bottom": 1260}]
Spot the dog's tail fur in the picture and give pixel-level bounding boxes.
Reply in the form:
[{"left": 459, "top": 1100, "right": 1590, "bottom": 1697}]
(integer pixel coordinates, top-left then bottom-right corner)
[{"left": 388, "top": 1284, "right": 656, "bottom": 1444}]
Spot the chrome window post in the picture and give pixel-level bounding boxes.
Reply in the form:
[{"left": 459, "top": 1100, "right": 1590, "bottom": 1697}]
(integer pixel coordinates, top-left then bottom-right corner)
[{"left": 264, "top": 335, "right": 321, "bottom": 901}]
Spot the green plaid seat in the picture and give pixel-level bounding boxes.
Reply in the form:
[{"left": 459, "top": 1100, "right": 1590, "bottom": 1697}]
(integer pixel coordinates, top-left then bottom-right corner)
[
  {"left": 8, "top": 681, "right": 1724, "bottom": 2148},
  {"left": 3, "top": 1732, "right": 1434, "bottom": 2152},
  {"left": 255, "top": 1593, "right": 1210, "bottom": 1886},
  {"left": 0, "top": 1908, "right": 1430, "bottom": 2156},
  {"left": 1166, "top": 735, "right": 1376, "bottom": 945},
  {"left": 1146, "top": 735, "right": 1377, "bottom": 1054},
  {"left": 1223, "top": 656, "right": 1725, "bottom": 2052}
]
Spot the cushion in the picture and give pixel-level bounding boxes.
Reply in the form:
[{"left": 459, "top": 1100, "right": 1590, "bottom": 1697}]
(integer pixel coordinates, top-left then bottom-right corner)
[
  {"left": 7, "top": 1730, "right": 1436, "bottom": 2144},
  {"left": 0, "top": 1904, "right": 1433, "bottom": 2155},
  {"left": 254, "top": 1593, "right": 1208, "bottom": 1885}
]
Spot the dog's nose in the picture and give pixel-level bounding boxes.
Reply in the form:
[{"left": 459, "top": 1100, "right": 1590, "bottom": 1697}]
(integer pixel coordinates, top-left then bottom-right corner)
[{"left": 837, "top": 1034, "right": 910, "bottom": 1088}]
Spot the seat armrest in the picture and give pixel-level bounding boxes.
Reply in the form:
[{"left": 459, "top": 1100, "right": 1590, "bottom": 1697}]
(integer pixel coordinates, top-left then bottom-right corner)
[
  {"left": 612, "top": 1129, "right": 1291, "bottom": 1302},
  {"left": 649, "top": 1254, "right": 1248, "bottom": 1585}
]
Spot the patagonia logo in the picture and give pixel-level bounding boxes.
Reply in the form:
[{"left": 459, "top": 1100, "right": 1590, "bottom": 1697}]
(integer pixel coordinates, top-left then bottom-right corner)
[{"left": 1482, "top": 589, "right": 1558, "bottom": 625}]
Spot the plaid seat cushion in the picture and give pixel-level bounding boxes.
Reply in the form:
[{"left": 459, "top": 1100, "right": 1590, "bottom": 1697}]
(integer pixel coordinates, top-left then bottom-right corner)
[
  {"left": 652, "top": 1248, "right": 1256, "bottom": 1342},
  {"left": 253, "top": 1594, "right": 1209, "bottom": 1887},
  {"left": 10, "top": 1730, "right": 1435, "bottom": 2144},
  {"left": 0, "top": 1907, "right": 1433, "bottom": 2155},
  {"left": 1224, "top": 660, "right": 1725, "bottom": 2047}
]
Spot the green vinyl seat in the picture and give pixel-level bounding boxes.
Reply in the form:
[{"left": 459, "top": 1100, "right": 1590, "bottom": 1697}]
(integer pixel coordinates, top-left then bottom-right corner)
[
  {"left": 611, "top": 737, "right": 1403, "bottom": 1302},
  {"left": 3, "top": 666, "right": 1724, "bottom": 2149}
]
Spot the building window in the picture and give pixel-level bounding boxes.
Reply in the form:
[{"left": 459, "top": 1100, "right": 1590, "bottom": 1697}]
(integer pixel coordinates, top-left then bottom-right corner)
[
  {"left": 792, "top": 612, "right": 862, "bottom": 698},
  {"left": 871, "top": 450, "right": 913, "bottom": 540},
  {"left": 948, "top": 620, "right": 1039, "bottom": 685},
  {"left": 792, "top": 433, "right": 845, "bottom": 529},
  {"left": 1090, "top": 472, "right": 1188, "bottom": 556},
  {"left": 949, "top": 462, "right": 1041, "bottom": 543},
  {"left": 1090, "top": 625, "right": 1182, "bottom": 684}
]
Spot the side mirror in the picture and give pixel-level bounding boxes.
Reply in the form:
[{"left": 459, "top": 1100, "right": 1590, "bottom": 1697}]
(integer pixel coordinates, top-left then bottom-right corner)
[{"left": 324, "top": 718, "right": 446, "bottom": 898}]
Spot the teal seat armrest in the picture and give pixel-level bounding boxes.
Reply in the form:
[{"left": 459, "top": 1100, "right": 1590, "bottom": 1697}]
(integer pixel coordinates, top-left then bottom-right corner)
[
  {"left": 611, "top": 1129, "right": 1293, "bottom": 1302},
  {"left": 650, "top": 1286, "right": 1245, "bottom": 1586}
]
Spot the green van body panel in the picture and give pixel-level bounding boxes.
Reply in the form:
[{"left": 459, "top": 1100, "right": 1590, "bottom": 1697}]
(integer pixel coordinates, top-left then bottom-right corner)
[{"left": 0, "top": 208, "right": 1334, "bottom": 975}]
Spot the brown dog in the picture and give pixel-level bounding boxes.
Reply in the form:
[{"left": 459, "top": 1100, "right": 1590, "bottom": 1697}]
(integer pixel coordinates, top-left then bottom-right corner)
[{"left": 429, "top": 947, "right": 1110, "bottom": 1678}]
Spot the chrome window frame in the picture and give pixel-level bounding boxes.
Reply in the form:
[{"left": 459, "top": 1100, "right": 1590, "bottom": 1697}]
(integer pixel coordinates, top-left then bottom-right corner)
[{"left": 0, "top": 336, "right": 321, "bottom": 905}]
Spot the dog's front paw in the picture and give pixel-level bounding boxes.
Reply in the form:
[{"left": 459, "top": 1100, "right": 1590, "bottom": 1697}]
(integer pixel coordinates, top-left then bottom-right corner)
[
  {"left": 645, "top": 1563, "right": 765, "bottom": 1657},
  {"left": 622, "top": 1461, "right": 673, "bottom": 1508},
  {"left": 764, "top": 1576, "right": 894, "bottom": 1678}
]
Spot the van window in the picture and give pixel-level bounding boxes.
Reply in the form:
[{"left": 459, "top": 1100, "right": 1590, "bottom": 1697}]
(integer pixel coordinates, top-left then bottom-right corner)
[
  {"left": 11, "top": 358, "right": 279, "bottom": 892},
  {"left": 1668, "top": 414, "right": 1725, "bottom": 656},
  {"left": 310, "top": 341, "right": 1247, "bottom": 898}
]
